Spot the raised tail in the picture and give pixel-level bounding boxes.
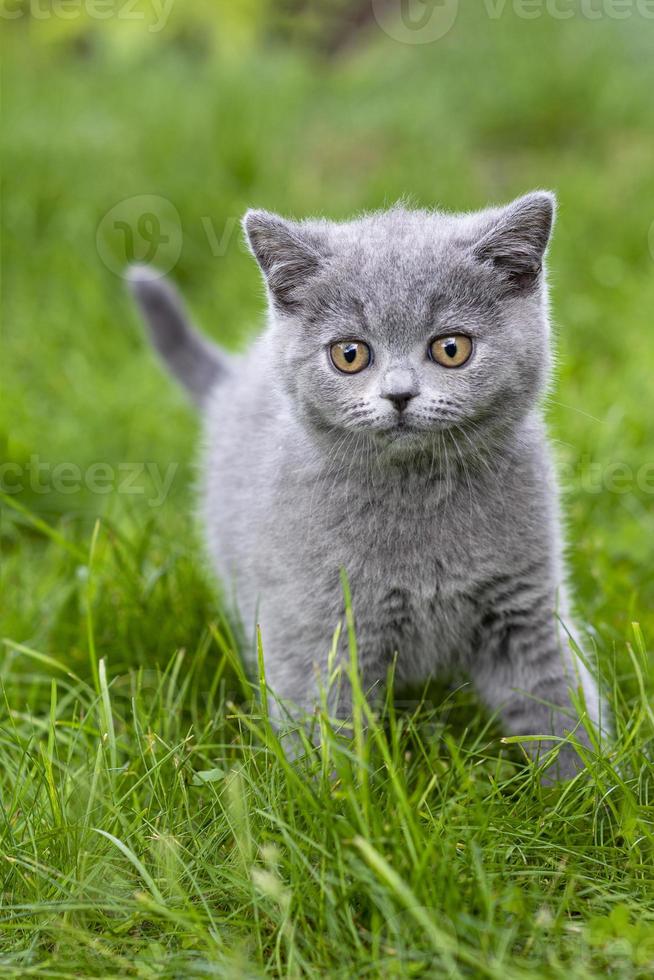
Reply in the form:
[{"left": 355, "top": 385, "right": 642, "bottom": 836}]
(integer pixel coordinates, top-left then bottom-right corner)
[{"left": 127, "top": 265, "right": 228, "bottom": 408}]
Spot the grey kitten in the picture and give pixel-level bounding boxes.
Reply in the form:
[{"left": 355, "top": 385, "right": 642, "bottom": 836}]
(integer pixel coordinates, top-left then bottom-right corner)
[{"left": 129, "top": 191, "right": 604, "bottom": 778}]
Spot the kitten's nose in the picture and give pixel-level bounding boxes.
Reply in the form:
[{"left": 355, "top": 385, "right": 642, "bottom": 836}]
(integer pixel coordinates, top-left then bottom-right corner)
[
  {"left": 385, "top": 392, "right": 414, "bottom": 413},
  {"left": 381, "top": 368, "right": 419, "bottom": 413}
]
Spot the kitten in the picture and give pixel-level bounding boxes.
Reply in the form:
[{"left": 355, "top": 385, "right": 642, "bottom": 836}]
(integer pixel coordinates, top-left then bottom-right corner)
[{"left": 129, "top": 192, "right": 604, "bottom": 779}]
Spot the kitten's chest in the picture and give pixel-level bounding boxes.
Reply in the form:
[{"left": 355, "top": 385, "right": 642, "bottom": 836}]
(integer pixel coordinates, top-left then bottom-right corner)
[
  {"left": 325, "top": 469, "right": 481, "bottom": 568},
  {"left": 306, "top": 470, "right": 484, "bottom": 669},
  {"left": 366, "top": 511, "right": 475, "bottom": 633}
]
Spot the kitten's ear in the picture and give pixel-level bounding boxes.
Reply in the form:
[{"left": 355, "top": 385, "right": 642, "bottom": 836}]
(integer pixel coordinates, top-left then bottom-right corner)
[
  {"left": 471, "top": 191, "right": 556, "bottom": 294},
  {"left": 243, "top": 209, "right": 326, "bottom": 311}
]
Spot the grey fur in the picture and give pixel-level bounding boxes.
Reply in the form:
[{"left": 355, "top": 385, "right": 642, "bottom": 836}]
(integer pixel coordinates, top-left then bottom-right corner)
[
  {"left": 128, "top": 265, "right": 228, "bottom": 407},
  {"left": 131, "top": 192, "right": 605, "bottom": 779}
]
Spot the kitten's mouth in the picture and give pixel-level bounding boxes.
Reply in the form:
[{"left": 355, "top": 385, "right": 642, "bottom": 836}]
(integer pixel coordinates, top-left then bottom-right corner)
[
  {"left": 382, "top": 419, "right": 413, "bottom": 433},
  {"left": 377, "top": 419, "right": 425, "bottom": 442},
  {"left": 374, "top": 414, "right": 455, "bottom": 446},
  {"left": 390, "top": 413, "right": 459, "bottom": 432},
  {"left": 384, "top": 414, "right": 434, "bottom": 433}
]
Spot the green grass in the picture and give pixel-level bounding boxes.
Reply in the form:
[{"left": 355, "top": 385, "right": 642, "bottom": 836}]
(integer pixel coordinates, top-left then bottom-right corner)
[{"left": 2, "top": 4, "right": 654, "bottom": 976}]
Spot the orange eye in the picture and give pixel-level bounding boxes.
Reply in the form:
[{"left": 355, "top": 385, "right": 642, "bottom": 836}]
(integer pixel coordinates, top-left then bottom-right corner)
[
  {"left": 330, "top": 341, "right": 371, "bottom": 374},
  {"left": 429, "top": 334, "right": 473, "bottom": 368}
]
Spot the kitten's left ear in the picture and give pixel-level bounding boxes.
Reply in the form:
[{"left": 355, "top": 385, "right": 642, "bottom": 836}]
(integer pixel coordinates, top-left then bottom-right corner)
[
  {"left": 471, "top": 191, "right": 556, "bottom": 293},
  {"left": 243, "top": 209, "right": 327, "bottom": 311}
]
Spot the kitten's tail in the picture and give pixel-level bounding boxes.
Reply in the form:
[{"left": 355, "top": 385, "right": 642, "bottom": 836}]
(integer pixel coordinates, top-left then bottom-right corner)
[{"left": 127, "top": 265, "right": 228, "bottom": 408}]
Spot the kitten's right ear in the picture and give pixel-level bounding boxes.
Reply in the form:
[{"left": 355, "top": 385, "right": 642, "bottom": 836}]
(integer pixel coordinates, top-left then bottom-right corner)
[
  {"left": 243, "top": 210, "right": 326, "bottom": 311},
  {"left": 471, "top": 191, "right": 556, "bottom": 295}
]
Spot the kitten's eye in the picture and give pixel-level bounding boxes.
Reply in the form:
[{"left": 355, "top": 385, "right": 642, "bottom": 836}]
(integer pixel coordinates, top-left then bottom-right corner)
[
  {"left": 330, "top": 341, "right": 371, "bottom": 374},
  {"left": 429, "top": 334, "right": 473, "bottom": 368}
]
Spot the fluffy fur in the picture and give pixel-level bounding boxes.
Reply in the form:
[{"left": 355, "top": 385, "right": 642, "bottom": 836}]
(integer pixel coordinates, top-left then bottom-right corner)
[{"left": 129, "top": 192, "right": 604, "bottom": 778}]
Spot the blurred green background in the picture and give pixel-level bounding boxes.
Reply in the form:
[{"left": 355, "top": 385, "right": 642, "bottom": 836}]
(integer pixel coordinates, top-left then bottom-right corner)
[{"left": 2, "top": 0, "right": 654, "bottom": 669}]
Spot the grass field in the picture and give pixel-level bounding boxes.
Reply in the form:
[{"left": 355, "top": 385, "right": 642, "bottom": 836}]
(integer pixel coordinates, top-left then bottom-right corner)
[{"left": 3, "top": 3, "right": 654, "bottom": 976}]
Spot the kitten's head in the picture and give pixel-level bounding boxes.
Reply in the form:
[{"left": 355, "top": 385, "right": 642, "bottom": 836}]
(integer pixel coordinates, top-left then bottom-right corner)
[{"left": 244, "top": 193, "right": 555, "bottom": 457}]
